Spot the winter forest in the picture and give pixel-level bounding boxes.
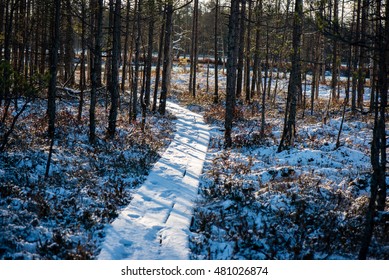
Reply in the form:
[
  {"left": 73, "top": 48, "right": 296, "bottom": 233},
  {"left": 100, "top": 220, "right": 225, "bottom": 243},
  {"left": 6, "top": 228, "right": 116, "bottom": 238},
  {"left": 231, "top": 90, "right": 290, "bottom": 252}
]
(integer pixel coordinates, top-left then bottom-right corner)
[{"left": 0, "top": 0, "right": 388, "bottom": 260}]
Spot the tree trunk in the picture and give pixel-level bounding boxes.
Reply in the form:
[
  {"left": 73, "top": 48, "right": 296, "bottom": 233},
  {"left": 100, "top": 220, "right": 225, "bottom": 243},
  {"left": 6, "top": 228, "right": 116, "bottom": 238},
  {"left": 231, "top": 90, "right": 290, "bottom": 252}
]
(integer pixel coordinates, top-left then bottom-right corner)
[
  {"left": 225, "top": 0, "right": 240, "bottom": 148},
  {"left": 189, "top": 0, "right": 199, "bottom": 98},
  {"left": 236, "top": 0, "right": 246, "bottom": 99},
  {"left": 78, "top": 0, "right": 87, "bottom": 122},
  {"left": 359, "top": 0, "right": 388, "bottom": 259},
  {"left": 0, "top": 0, "right": 4, "bottom": 60},
  {"left": 331, "top": 0, "right": 339, "bottom": 101},
  {"left": 376, "top": 0, "right": 388, "bottom": 212},
  {"left": 152, "top": 5, "right": 165, "bottom": 112},
  {"left": 278, "top": 0, "right": 303, "bottom": 152},
  {"left": 121, "top": 0, "right": 131, "bottom": 94},
  {"left": 158, "top": 1, "right": 173, "bottom": 115},
  {"left": 213, "top": 0, "right": 219, "bottom": 104},
  {"left": 64, "top": 0, "right": 75, "bottom": 86},
  {"left": 89, "top": 0, "right": 103, "bottom": 144},
  {"left": 357, "top": 0, "right": 368, "bottom": 110},
  {"left": 47, "top": 0, "right": 61, "bottom": 138},
  {"left": 1, "top": 0, "right": 15, "bottom": 113},
  {"left": 251, "top": 0, "right": 262, "bottom": 99},
  {"left": 351, "top": 0, "right": 361, "bottom": 113},
  {"left": 130, "top": 0, "right": 141, "bottom": 122},
  {"left": 244, "top": 0, "right": 252, "bottom": 103},
  {"left": 145, "top": 0, "right": 155, "bottom": 107},
  {"left": 107, "top": 0, "right": 121, "bottom": 138}
]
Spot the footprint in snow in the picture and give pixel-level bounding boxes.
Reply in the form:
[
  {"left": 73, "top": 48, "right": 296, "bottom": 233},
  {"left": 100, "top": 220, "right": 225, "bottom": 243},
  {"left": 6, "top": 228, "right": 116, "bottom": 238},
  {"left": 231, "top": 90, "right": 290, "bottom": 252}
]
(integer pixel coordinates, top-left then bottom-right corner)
[
  {"left": 144, "top": 225, "right": 164, "bottom": 241},
  {"left": 127, "top": 213, "right": 140, "bottom": 219},
  {"left": 160, "top": 190, "right": 175, "bottom": 199},
  {"left": 119, "top": 239, "right": 132, "bottom": 247}
]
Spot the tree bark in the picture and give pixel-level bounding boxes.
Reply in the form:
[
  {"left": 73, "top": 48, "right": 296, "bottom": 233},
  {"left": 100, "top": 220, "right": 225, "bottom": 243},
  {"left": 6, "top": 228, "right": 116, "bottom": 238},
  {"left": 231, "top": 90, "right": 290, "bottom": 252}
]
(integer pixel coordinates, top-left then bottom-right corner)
[
  {"left": 236, "top": 0, "right": 246, "bottom": 99},
  {"left": 278, "top": 0, "right": 303, "bottom": 152},
  {"left": 213, "top": 0, "right": 219, "bottom": 104},
  {"left": 64, "top": 0, "right": 75, "bottom": 86},
  {"left": 331, "top": 0, "right": 339, "bottom": 101},
  {"left": 159, "top": 1, "right": 173, "bottom": 115},
  {"left": 189, "top": 0, "right": 199, "bottom": 98},
  {"left": 225, "top": 0, "right": 240, "bottom": 148},
  {"left": 357, "top": 0, "right": 368, "bottom": 109},
  {"left": 359, "top": 0, "right": 388, "bottom": 259},
  {"left": 251, "top": 0, "right": 262, "bottom": 99},
  {"left": 121, "top": 0, "right": 131, "bottom": 94},
  {"left": 145, "top": 0, "right": 155, "bottom": 107},
  {"left": 78, "top": 0, "right": 87, "bottom": 122},
  {"left": 130, "top": 0, "right": 141, "bottom": 122},
  {"left": 152, "top": 5, "right": 165, "bottom": 112},
  {"left": 89, "top": 0, "right": 103, "bottom": 144},
  {"left": 107, "top": 0, "right": 121, "bottom": 138},
  {"left": 244, "top": 0, "right": 252, "bottom": 103},
  {"left": 47, "top": 0, "right": 61, "bottom": 138}
]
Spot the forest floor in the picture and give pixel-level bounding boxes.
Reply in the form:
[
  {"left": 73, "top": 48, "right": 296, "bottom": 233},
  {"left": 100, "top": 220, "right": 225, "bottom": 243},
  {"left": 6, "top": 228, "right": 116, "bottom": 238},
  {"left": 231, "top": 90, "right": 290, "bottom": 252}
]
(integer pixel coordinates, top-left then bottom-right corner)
[
  {"left": 170, "top": 65, "right": 388, "bottom": 259},
  {"left": 0, "top": 92, "right": 175, "bottom": 259},
  {"left": 0, "top": 65, "right": 388, "bottom": 260}
]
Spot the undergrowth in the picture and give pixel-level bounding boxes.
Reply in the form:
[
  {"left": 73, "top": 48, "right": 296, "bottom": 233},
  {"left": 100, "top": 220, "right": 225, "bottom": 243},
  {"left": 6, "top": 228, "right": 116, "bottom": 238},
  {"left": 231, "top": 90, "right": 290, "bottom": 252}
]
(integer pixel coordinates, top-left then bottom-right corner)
[{"left": 0, "top": 98, "right": 174, "bottom": 259}]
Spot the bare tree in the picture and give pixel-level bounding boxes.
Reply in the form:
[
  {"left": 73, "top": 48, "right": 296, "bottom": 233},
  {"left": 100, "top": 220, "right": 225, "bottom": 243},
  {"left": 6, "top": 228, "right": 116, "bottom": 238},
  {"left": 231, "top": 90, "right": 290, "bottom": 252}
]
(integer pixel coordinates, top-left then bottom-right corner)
[
  {"left": 225, "top": 0, "right": 240, "bottom": 148},
  {"left": 359, "top": 0, "right": 388, "bottom": 260},
  {"left": 278, "top": 0, "right": 303, "bottom": 152},
  {"left": 159, "top": 0, "right": 173, "bottom": 115},
  {"left": 189, "top": 0, "right": 199, "bottom": 98},
  {"left": 213, "top": 0, "right": 219, "bottom": 104},
  {"left": 145, "top": 0, "right": 156, "bottom": 107},
  {"left": 107, "top": 0, "right": 121, "bottom": 138},
  {"left": 236, "top": 0, "right": 246, "bottom": 99},
  {"left": 89, "top": 0, "right": 103, "bottom": 144},
  {"left": 47, "top": 0, "right": 61, "bottom": 138},
  {"left": 153, "top": 3, "right": 165, "bottom": 112}
]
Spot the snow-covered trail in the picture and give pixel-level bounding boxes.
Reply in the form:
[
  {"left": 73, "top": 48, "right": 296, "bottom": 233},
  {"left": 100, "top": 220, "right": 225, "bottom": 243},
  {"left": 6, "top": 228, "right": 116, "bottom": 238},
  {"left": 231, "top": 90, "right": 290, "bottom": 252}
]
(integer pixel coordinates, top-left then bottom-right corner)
[{"left": 97, "top": 102, "right": 210, "bottom": 260}]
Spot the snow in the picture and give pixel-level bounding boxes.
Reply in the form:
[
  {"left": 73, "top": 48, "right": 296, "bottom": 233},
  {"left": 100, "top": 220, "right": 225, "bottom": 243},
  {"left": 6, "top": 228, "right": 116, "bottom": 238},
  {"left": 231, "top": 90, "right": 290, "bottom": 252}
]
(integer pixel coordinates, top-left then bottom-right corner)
[
  {"left": 98, "top": 101, "right": 210, "bottom": 260},
  {"left": 1, "top": 64, "right": 387, "bottom": 260}
]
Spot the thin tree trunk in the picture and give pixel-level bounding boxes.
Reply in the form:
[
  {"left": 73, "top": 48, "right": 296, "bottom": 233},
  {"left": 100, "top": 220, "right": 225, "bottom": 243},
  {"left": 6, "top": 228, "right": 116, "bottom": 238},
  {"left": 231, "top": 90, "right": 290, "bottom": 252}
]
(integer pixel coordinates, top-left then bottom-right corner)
[
  {"left": 47, "top": 0, "right": 61, "bottom": 138},
  {"left": 189, "top": 0, "right": 199, "bottom": 97},
  {"left": 145, "top": 0, "right": 155, "bottom": 107},
  {"left": 351, "top": 1, "right": 361, "bottom": 113},
  {"left": 64, "top": 0, "right": 75, "bottom": 86},
  {"left": 278, "top": 0, "right": 303, "bottom": 152},
  {"left": 78, "top": 0, "right": 87, "bottom": 122},
  {"left": 45, "top": 0, "right": 61, "bottom": 178},
  {"left": 158, "top": 1, "right": 173, "bottom": 115},
  {"left": 236, "top": 0, "right": 246, "bottom": 99},
  {"left": 107, "top": 0, "right": 121, "bottom": 138},
  {"left": 89, "top": 0, "right": 103, "bottom": 144},
  {"left": 251, "top": 0, "right": 262, "bottom": 99},
  {"left": 331, "top": 0, "right": 339, "bottom": 101},
  {"left": 357, "top": 0, "right": 368, "bottom": 110},
  {"left": 213, "top": 0, "right": 219, "bottom": 104},
  {"left": 245, "top": 0, "right": 252, "bottom": 103},
  {"left": 121, "top": 0, "right": 131, "bottom": 94},
  {"left": 359, "top": 0, "right": 388, "bottom": 258},
  {"left": 190, "top": 0, "right": 199, "bottom": 98},
  {"left": 152, "top": 6, "right": 165, "bottom": 112},
  {"left": 225, "top": 0, "right": 240, "bottom": 148},
  {"left": 130, "top": 0, "right": 140, "bottom": 121}
]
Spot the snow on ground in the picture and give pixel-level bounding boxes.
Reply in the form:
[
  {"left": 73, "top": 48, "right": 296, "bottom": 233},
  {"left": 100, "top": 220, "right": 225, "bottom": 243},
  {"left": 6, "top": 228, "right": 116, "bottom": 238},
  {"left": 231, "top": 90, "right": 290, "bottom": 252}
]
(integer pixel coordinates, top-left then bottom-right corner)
[
  {"left": 189, "top": 111, "right": 387, "bottom": 259},
  {"left": 1, "top": 64, "right": 387, "bottom": 260},
  {"left": 0, "top": 96, "right": 175, "bottom": 260},
  {"left": 98, "top": 101, "right": 210, "bottom": 260},
  {"left": 172, "top": 65, "right": 388, "bottom": 260}
]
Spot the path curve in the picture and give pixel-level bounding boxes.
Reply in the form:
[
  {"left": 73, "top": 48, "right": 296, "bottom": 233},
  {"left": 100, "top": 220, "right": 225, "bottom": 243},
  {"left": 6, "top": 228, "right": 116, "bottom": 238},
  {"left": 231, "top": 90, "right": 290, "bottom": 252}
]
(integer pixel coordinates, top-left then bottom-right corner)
[{"left": 97, "top": 101, "right": 210, "bottom": 260}]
